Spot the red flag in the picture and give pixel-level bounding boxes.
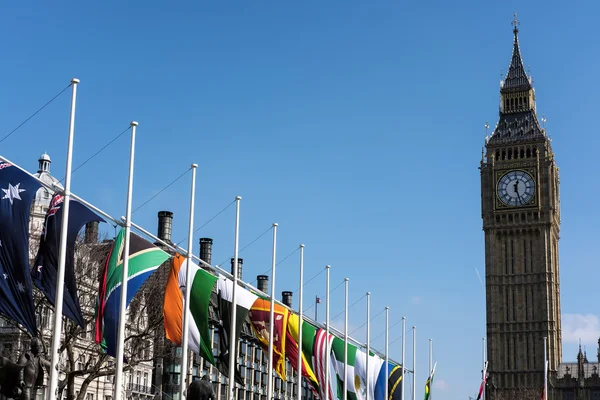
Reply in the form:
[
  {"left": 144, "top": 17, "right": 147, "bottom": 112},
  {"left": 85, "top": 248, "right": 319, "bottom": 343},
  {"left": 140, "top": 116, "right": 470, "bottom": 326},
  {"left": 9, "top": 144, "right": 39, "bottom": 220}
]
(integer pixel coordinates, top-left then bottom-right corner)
[{"left": 476, "top": 362, "right": 488, "bottom": 400}]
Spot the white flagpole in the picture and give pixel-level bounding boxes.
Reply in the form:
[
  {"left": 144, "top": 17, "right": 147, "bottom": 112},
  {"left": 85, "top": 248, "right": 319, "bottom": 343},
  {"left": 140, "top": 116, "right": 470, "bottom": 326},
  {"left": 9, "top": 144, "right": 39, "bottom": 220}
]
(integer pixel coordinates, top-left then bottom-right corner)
[
  {"left": 114, "top": 121, "right": 138, "bottom": 400},
  {"left": 401, "top": 317, "right": 406, "bottom": 400},
  {"left": 412, "top": 326, "right": 416, "bottom": 400},
  {"left": 297, "top": 244, "right": 305, "bottom": 400},
  {"left": 482, "top": 337, "right": 485, "bottom": 400},
  {"left": 429, "top": 339, "right": 432, "bottom": 400},
  {"left": 228, "top": 196, "right": 242, "bottom": 400},
  {"left": 48, "top": 77, "right": 79, "bottom": 399},
  {"left": 385, "top": 307, "right": 389, "bottom": 400},
  {"left": 343, "top": 278, "right": 349, "bottom": 400},
  {"left": 180, "top": 164, "right": 198, "bottom": 398},
  {"left": 366, "top": 292, "right": 371, "bottom": 400},
  {"left": 325, "top": 265, "right": 331, "bottom": 400},
  {"left": 267, "top": 223, "right": 278, "bottom": 400},
  {"left": 544, "top": 336, "right": 548, "bottom": 400}
]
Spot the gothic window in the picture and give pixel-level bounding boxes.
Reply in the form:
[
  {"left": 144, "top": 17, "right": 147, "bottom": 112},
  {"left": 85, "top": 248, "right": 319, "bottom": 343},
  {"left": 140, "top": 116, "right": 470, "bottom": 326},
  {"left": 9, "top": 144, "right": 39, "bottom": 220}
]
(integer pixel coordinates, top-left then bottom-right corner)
[
  {"left": 502, "top": 150, "right": 506, "bottom": 160},
  {"left": 520, "top": 148, "right": 525, "bottom": 158},
  {"left": 512, "top": 337, "right": 517, "bottom": 371},
  {"left": 505, "top": 99, "right": 509, "bottom": 110},
  {"left": 504, "top": 239, "right": 509, "bottom": 275},
  {"left": 508, "top": 149, "right": 512, "bottom": 159},
  {"left": 512, "top": 286, "right": 516, "bottom": 321},
  {"left": 526, "top": 334, "right": 531, "bottom": 369},
  {"left": 525, "top": 120, "right": 529, "bottom": 128},
  {"left": 523, "top": 239, "right": 527, "bottom": 273},
  {"left": 526, "top": 147, "right": 531, "bottom": 157},
  {"left": 495, "top": 151, "right": 500, "bottom": 160},
  {"left": 511, "top": 239, "right": 515, "bottom": 274},
  {"left": 530, "top": 286, "right": 535, "bottom": 317},
  {"left": 530, "top": 239, "right": 534, "bottom": 272},
  {"left": 505, "top": 286, "right": 509, "bottom": 321},
  {"left": 533, "top": 147, "right": 537, "bottom": 157},
  {"left": 525, "top": 288, "right": 529, "bottom": 321}
]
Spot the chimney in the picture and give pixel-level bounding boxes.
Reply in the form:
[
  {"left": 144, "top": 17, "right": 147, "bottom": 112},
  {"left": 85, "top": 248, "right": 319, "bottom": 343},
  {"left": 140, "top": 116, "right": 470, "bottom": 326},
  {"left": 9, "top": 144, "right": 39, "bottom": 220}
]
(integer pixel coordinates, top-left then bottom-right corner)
[
  {"left": 230, "top": 258, "right": 243, "bottom": 281},
  {"left": 157, "top": 211, "right": 173, "bottom": 243},
  {"left": 199, "top": 238, "right": 213, "bottom": 265},
  {"left": 257, "top": 275, "right": 269, "bottom": 294},
  {"left": 282, "top": 291, "right": 293, "bottom": 308},
  {"left": 84, "top": 221, "right": 99, "bottom": 244}
]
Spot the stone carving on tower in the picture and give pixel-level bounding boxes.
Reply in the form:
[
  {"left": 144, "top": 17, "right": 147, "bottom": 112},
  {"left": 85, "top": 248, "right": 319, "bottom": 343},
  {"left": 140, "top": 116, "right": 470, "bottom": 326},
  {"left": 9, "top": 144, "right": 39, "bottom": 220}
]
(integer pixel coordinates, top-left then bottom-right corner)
[{"left": 480, "top": 14, "right": 562, "bottom": 400}]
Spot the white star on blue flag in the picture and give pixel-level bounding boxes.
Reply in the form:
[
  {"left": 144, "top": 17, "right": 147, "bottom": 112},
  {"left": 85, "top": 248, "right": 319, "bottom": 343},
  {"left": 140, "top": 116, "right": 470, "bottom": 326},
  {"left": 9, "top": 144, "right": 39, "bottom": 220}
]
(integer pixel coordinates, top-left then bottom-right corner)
[{"left": 2, "top": 183, "right": 26, "bottom": 205}]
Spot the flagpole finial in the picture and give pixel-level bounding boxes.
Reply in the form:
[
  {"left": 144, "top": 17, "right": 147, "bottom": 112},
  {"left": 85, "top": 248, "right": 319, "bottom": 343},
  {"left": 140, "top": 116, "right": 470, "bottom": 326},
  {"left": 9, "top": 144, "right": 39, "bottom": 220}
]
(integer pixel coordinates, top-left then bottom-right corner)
[
  {"left": 191, "top": 163, "right": 198, "bottom": 169},
  {"left": 345, "top": 277, "right": 349, "bottom": 281},
  {"left": 326, "top": 264, "right": 331, "bottom": 269},
  {"left": 130, "top": 121, "right": 139, "bottom": 127},
  {"left": 70, "top": 78, "right": 80, "bottom": 84},
  {"left": 385, "top": 306, "right": 389, "bottom": 310},
  {"left": 273, "top": 222, "right": 278, "bottom": 227},
  {"left": 300, "top": 243, "right": 305, "bottom": 248},
  {"left": 366, "top": 291, "right": 371, "bottom": 295},
  {"left": 235, "top": 195, "right": 242, "bottom": 200}
]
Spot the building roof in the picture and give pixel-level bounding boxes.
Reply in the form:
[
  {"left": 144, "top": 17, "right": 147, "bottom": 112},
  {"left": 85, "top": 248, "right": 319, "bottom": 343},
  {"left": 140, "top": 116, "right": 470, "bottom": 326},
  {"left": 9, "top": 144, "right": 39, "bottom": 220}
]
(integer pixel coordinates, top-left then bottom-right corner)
[
  {"left": 487, "top": 15, "right": 546, "bottom": 146},
  {"left": 33, "top": 153, "right": 63, "bottom": 210},
  {"left": 501, "top": 19, "right": 532, "bottom": 93},
  {"left": 488, "top": 111, "right": 545, "bottom": 145},
  {"left": 558, "top": 362, "right": 600, "bottom": 379}
]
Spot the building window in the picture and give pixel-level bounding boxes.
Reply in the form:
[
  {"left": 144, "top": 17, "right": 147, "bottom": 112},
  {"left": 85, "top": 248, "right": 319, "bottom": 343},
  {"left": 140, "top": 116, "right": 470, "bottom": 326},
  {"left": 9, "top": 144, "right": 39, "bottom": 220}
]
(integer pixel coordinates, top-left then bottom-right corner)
[
  {"left": 504, "top": 239, "right": 509, "bottom": 275},
  {"left": 510, "top": 239, "right": 515, "bottom": 274},
  {"left": 526, "top": 335, "right": 530, "bottom": 369}
]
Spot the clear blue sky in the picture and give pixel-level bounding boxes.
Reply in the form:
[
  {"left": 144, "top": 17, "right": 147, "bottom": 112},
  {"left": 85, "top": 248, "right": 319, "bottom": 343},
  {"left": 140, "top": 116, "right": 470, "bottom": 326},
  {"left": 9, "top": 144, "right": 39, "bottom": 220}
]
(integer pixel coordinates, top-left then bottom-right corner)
[{"left": 1, "top": 1, "right": 599, "bottom": 399}]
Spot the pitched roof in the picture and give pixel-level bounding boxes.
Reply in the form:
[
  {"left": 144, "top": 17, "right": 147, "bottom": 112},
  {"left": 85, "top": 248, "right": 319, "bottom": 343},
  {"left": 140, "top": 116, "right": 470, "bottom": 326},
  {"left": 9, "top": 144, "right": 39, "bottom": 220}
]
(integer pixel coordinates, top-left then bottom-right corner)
[{"left": 502, "top": 22, "right": 532, "bottom": 92}]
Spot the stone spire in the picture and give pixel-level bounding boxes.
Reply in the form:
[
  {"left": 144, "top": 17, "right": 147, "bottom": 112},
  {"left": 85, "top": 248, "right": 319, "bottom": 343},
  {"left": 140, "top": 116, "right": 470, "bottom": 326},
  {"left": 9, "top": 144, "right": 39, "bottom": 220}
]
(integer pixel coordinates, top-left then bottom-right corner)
[
  {"left": 488, "top": 13, "right": 545, "bottom": 145},
  {"left": 501, "top": 12, "right": 532, "bottom": 92}
]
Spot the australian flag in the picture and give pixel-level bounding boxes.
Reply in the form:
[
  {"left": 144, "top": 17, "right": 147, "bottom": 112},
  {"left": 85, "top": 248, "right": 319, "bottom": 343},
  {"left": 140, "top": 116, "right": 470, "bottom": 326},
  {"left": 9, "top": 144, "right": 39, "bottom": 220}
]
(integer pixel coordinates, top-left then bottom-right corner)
[
  {"left": 0, "top": 161, "right": 42, "bottom": 335},
  {"left": 31, "top": 193, "right": 104, "bottom": 328}
]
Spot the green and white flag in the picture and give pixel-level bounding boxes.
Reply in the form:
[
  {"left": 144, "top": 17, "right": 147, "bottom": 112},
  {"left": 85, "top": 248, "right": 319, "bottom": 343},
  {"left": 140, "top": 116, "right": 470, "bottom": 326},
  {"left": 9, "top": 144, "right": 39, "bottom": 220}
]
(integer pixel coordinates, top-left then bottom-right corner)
[
  {"left": 331, "top": 337, "right": 358, "bottom": 400},
  {"left": 216, "top": 274, "right": 259, "bottom": 384}
]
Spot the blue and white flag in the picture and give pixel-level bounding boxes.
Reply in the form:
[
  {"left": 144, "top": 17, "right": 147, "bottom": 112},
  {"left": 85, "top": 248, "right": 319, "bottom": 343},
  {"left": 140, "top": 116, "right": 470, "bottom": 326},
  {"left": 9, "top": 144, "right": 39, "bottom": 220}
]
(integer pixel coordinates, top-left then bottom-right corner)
[
  {"left": 0, "top": 161, "right": 41, "bottom": 335},
  {"left": 32, "top": 193, "right": 104, "bottom": 328}
]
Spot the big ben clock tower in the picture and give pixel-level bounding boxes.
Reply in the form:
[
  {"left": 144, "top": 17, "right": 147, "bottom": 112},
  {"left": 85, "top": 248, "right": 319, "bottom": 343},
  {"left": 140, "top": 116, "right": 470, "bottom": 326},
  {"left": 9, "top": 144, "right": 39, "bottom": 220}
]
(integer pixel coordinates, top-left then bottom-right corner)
[{"left": 480, "top": 14, "right": 561, "bottom": 399}]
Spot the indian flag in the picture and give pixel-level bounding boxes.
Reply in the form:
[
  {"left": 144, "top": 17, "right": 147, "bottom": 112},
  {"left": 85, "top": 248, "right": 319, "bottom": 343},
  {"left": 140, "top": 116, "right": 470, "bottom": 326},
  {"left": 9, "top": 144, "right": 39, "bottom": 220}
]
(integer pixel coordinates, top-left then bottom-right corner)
[{"left": 163, "top": 254, "right": 217, "bottom": 364}]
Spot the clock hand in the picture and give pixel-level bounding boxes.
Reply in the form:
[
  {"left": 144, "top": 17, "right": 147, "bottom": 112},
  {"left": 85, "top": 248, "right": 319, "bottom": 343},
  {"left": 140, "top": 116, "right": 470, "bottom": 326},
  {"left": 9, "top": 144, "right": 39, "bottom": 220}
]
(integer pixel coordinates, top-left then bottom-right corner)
[{"left": 513, "top": 181, "right": 522, "bottom": 205}]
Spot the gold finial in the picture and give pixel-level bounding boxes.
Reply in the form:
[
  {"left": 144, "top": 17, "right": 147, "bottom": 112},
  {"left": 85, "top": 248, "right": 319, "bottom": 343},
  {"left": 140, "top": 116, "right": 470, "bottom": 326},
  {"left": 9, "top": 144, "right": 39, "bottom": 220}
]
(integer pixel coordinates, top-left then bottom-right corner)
[{"left": 513, "top": 12, "right": 520, "bottom": 35}]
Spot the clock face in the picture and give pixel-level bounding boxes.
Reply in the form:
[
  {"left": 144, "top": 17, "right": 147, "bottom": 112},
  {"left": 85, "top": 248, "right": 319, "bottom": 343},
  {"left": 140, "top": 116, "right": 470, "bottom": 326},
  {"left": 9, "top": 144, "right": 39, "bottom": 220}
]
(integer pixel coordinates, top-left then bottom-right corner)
[{"left": 497, "top": 170, "right": 535, "bottom": 207}]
